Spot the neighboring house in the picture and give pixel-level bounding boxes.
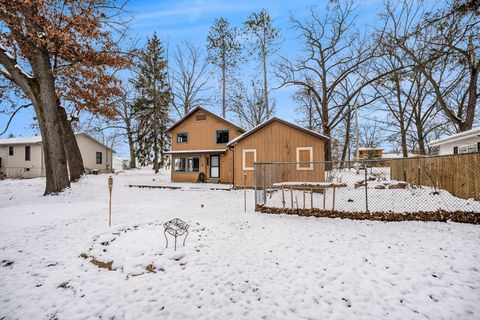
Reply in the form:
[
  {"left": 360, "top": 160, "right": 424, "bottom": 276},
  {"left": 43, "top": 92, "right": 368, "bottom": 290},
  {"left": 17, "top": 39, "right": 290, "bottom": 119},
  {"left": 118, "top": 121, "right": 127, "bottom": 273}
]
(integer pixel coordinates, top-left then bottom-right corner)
[
  {"left": 358, "top": 147, "right": 383, "bottom": 159},
  {"left": 429, "top": 127, "right": 480, "bottom": 156},
  {"left": 113, "top": 157, "right": 130, "bottom": 171},
  {"left": 381, "top": 152, "right": 416, "bottom": 159},
  {"left": 165, "top": 106, "right": 329, "bottom": 187},
  {"left": 0, "top": 132, "right": 113, "bottom": 179}
]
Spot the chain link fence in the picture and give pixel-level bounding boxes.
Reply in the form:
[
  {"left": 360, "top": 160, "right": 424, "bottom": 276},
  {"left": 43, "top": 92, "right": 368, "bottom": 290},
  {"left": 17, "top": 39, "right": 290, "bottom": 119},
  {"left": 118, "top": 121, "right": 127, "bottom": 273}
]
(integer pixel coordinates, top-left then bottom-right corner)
[{"left": 254, "top": 155, "right": 480, "bottom": 217}]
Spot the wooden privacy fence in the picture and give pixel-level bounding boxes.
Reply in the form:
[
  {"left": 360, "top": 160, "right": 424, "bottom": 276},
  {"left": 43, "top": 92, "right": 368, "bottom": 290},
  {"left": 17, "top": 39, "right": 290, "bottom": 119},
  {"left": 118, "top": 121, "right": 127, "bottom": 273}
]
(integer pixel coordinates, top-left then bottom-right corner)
[{"left": 390, "top": 153, "right": 480, "bottom": 201}]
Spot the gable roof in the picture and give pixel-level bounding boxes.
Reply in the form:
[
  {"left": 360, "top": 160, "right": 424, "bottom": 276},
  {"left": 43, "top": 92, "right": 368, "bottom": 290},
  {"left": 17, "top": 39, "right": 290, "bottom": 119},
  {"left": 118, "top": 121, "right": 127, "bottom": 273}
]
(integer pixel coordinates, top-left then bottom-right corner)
[
  {"left": 166, "top": 106, "right": 245, "bottom": 133},
  {"left": 226, "top": 117, "right": 330, "bottom": 147},
  {"left": 0, "top": 136, "right": 43, "bottom": 145},
  {"left": 429, "top": 127, "right": 480, "bottom": 147},
  {"left": 0, "top": 132, "right": 113, "bottom": 151}
]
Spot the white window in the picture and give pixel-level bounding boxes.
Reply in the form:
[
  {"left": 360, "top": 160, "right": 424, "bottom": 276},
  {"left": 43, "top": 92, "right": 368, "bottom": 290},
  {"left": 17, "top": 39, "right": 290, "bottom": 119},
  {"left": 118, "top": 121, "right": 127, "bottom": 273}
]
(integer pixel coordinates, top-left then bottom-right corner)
[
  {"left": 242, "top": 149, "right": 256, "bottom": 171},
  {"left": 296, "top": 147, "right": 313, "bottom": 170}
]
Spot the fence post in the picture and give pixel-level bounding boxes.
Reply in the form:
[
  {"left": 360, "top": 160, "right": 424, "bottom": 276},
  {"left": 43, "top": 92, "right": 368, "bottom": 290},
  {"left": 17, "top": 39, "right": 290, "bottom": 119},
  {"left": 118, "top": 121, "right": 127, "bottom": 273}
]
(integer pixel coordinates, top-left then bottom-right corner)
[
  {"left": 244, "top": 173, "right": 247, "bottom": 213},
  {"left": 262, "top": 164, "right": 266, "bottom": 205},
  {"left": 310, "top": 189, "right": 314, "bottom": 209},
  {"left": 365, "top": 162, "right": 369, "bottom": 213},
  {"left": 254, "top": 164, "right": 257, "bottom": 207}
]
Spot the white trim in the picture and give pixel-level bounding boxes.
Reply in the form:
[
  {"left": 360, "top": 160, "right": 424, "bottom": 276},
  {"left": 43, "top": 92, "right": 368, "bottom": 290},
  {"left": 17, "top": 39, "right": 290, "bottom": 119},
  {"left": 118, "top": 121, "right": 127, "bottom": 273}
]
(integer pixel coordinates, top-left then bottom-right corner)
[
  {"left": 296, "top": 147, "right": 313, "bottom": 170},
  {"left": 242, "top": 149, "right": 256, "bottom": 171},
  {"left": 165, "top": 149, "right": 226, "bottom": 154}
]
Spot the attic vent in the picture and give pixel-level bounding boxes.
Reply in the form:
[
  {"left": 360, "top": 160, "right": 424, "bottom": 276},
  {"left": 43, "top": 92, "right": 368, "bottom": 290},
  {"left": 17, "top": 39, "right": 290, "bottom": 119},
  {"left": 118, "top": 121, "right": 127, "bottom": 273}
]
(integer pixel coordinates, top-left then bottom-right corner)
[{"left": 196, "top": 114, "right": 206, "bottom": 121}]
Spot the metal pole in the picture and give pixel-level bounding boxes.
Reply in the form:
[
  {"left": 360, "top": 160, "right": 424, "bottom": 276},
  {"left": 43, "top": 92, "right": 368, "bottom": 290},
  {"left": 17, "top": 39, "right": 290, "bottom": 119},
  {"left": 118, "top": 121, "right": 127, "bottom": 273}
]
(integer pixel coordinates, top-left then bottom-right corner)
[
  {"left": 365, "top": 164, "right": 369, "bottom": 212},
  {"left": 254, "top": 164, "right": 257, "bottom": 206},
  {"left": 262, "top": 164, "right": 266, "bottom": 205},
  {"left": 244, "top": 173, "right": 247, "bottom": 212},
  {"left": 355, "top": 103, "right": 360, "bottom": 174}
]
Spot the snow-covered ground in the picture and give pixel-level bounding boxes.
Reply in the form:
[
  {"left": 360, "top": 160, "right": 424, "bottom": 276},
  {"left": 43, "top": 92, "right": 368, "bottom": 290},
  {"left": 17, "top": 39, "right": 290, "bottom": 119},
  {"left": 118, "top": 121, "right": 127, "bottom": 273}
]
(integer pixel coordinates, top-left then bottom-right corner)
[{"left": 1, "top": 169, "right": 479, "bottom": 319}]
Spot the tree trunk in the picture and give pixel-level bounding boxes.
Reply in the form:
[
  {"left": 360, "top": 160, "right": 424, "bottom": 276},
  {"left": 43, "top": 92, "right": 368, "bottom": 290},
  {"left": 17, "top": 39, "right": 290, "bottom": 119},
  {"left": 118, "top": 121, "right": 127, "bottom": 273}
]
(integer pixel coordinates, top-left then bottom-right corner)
[
  {"left": 32, "top": 87, "right": 70, "bottom": 195},
  {"left": 340, "top": 115, "right": 351, "bottom": 165},
  {"left": 58, "top": 106, "right": 84, "bottom": 181},
  {"left": 263, "top": 48, "right": 269, "bottom": 119},
  {"left": 416, "top": 121, "right": 427, "bottom": 155},
  {"left": 399, "top": 120, "right": 408, "bottom": 158},
  {"left": 153, "top": 130, "right": 159, "bottom": 174},
  {"left": 127, "top": 129, "right": 136, "bottom": 169},
  {"left": 463, "top": 35, "right": 478, "bottom": 132},
  {"left": 221, "top": 52, "right": 226, "bottom": 118},
  {"left": 29, "top": 45, "right": 71, "bottom": 195}
]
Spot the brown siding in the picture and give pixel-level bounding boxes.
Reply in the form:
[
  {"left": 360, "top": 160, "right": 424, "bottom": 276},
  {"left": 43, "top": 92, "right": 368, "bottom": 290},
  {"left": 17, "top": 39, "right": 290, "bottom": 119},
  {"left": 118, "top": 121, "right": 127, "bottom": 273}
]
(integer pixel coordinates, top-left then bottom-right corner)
[
  {"left": 170, "top": 109, "right": 243, "bottom": 151},
  {"left": 169, "top": 109, "right": 243, "bottom": 184},
  {"left": 233, "top": 121, "right": 325, "bottom": 187},
  {"left": 171, "top": 153, "right": 206, "bottom": 182}
]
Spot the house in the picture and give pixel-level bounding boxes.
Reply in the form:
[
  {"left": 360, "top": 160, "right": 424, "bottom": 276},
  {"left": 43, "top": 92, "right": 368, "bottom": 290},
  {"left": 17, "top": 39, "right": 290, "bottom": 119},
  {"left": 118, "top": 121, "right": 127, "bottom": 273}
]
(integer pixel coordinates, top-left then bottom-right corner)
[
  {"left": 0, "top": 132, "right": 113, "bottom": 179},
  {"left": 165, "top": 107, "right": 245, "bottom": 183},
  {"left": 429, "top": 127, "right": 480, "bottom": 156},
  {"left": 165, "top": 106, "right": 329, "bottom": 187},
  {"left": 358, "top": 147, "right": 383, "bottom": 159},
  {"left": 113, "top": 157, "right": 130, "bottom": 171}
]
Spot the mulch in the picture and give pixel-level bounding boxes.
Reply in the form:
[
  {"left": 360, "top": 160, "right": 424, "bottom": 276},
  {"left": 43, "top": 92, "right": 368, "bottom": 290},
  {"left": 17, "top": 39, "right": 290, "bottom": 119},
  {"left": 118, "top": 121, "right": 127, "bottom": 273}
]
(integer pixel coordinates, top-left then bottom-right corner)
[{"left": 256, "top": 205, "right": 480, "bottom": 224}]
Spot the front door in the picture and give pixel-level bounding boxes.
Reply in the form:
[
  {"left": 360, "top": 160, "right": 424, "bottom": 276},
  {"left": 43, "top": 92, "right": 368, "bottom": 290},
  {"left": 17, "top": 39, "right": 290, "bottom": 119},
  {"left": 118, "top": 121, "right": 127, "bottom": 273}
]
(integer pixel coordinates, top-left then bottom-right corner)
[{"left": 210, "top": 155, "right": 220, "bottom": 178}]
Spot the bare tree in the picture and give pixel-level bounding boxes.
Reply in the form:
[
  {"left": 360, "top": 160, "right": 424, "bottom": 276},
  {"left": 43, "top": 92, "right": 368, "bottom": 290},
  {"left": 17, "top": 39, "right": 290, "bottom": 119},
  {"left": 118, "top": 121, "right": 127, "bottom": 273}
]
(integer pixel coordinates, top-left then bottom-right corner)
[
  {"left": 230, "top": 77, "right": 275, "bottom": 129},
  {"left": 293, "top": 87, "right": 319, "bottom": 131},
  {"left": 275, "top": 2, "right": 392, "bottom": 160},
  {"left": 171, "top": 41, "right": 211, "bottom": 117},
  {"left": 384, "top": 0, "right": 480, "bottom": 132},
  {"left": 360, "top": 120, "right": 383, "bottom": 149}
]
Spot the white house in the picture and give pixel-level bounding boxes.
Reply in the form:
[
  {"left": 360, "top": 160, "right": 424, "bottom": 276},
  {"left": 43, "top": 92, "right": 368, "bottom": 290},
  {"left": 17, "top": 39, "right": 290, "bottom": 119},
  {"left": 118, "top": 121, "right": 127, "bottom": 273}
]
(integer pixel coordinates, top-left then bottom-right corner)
[
  {"left": 113, "top": 156, "right": 130, "bottom": 171},
  {"left": 429, "top": 127, "right": 480, "bottom": 156},
  {"left": 0, "top": 132, "right": 113, "bottom": 179}
]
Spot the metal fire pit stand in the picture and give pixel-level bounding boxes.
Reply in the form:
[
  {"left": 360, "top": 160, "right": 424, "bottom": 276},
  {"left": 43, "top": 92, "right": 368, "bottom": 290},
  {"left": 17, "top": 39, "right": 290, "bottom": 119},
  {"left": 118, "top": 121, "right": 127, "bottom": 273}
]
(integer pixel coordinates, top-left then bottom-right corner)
[{"left": 164, "top": 218, "right": 189, "bottom": 250}]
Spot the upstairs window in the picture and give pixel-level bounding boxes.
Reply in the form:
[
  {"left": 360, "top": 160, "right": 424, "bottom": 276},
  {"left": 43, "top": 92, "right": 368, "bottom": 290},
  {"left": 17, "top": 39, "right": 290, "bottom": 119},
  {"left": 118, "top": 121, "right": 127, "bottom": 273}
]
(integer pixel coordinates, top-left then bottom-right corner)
[
  {"left": 25, "top": 146, "right": 31, "bottom": 161},
  {"left": 96, "top": 152, "right": 103, "bottom": 164},
  {"left": 9, "top": 146, "right": 14, "bottom": 156},
  {"left": 453, "top": 146, "right": 458, "bottom": 154},
  {"left": 216, "top": 130, "right": 229, "bottom": 144},
  {"left": 177, "top": 132, "right": 188, "bottom": 143}
]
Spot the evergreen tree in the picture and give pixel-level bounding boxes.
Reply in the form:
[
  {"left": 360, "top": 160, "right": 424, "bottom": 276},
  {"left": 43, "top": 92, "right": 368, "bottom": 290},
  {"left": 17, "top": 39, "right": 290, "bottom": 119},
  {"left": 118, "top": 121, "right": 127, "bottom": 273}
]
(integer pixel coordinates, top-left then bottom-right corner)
[{"left": 132, "top": 33, "right": 172, "bottom": 173}]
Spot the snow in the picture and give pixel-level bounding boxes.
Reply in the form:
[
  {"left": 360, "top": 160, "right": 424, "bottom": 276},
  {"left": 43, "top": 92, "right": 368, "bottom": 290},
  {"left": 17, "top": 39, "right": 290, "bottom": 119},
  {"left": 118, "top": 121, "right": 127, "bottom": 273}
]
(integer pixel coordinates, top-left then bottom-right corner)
[
  {"left": 0, "top": 135, "right": 43, "bottom": 145},
  {"left": 14, "top": 64, "right": 34, "bottom": 79},
  {"left": 264, "top": 168, "right": 480, "bottom": 213},
  {"left": 0, "top": 43, "right": 15, "bottom": 60},
  {"left": 1, "top": 168, "right": 479, "bottom": 319},
  {"left": 273, "top": 181, "right": 347, "bottom": 187}
]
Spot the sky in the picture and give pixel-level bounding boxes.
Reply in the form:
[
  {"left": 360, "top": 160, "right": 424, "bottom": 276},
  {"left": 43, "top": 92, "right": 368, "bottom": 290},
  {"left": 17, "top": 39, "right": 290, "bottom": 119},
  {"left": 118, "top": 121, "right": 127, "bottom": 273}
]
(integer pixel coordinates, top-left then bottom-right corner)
[{"left": 0, "top": 0, "right": 418, "bottom": 156}]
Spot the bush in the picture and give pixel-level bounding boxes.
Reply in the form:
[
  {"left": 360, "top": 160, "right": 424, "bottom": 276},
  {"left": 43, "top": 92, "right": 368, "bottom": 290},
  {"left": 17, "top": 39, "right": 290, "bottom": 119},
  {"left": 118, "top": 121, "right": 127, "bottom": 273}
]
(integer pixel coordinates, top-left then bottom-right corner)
[{"left": 197, "top": 172, "right": 206, "bottom": 183}]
